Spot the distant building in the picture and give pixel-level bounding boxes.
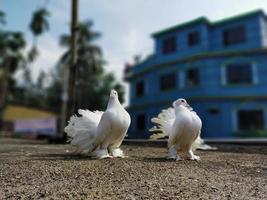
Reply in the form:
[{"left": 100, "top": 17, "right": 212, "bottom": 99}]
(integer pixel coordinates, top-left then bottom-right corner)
[
  {"left": 2, "top": 105, "right": 58, "bottom": 137},
  {"left": 125, "top": 9, "right": 267, "bottom": 139}
]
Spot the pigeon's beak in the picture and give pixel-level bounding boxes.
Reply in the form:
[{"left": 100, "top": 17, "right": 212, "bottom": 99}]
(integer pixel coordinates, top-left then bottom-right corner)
[{"left": 185, "top": 103, "right": 193, "bottom": 111}]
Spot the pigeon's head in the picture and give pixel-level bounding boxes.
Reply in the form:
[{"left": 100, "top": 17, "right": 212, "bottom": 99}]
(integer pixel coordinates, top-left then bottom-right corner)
[
  {"left": 110, "top": 89, "right": 118, "bottom": 99},
  {"left": 172, "top": 98, "right": 193, "bottom": 110}
]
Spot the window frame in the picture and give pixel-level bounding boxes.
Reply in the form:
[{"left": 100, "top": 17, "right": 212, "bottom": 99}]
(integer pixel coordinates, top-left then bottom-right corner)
[
  {"left": 136, "top": 114, "right": 146, "bottom": 131},
  {"left": 185, "top": 68, "right": 200, "bottom": 88},
  {"left": 237, "top": 109, "right": 265, "bottom": 131},
  {"left": 159, "top": 72, "right": 177, "bottom": 91},
  {"left": 187, "top": 31, "right": 200, "bottom": 47},
  {"left": 223, "top": 25, "right": 247, "bottom": 46},
  {"left": 135, "top": 80, "right": 145, "bottom": 97},
  {"left": 221, "top": 63, "right": 257, "bottom": 86},
  {"left": 162, "top": 36, "right": 177, "bottom": 55}
]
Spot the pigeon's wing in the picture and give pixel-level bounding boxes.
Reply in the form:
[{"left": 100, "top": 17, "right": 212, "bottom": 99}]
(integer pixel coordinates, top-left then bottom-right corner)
[
  {"left": 93, "top": 111, "right": 112, "bottom": 148},
  {"left": 150, "top": 107, "right": 176, "bottom": 139}
]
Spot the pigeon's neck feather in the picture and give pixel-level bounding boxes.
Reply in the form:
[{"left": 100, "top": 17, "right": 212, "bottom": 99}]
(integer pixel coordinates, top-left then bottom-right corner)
[
  {"left": 107, "top": 97, "right": 120, "bottom": 110},
  {"left": 174, "top": 105, "right": 188, "bottom": 115}
]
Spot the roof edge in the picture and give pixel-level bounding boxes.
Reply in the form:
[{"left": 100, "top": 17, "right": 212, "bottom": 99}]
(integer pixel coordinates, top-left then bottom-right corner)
[
  {"left": 125, "top": 48, "right": 267, "bottom": 81},
  {"left": 151, "top": 17, "right": 209, "bottom": 37},
  {"left": 151, "top": 9, "right": 265, "bottom": 38}
]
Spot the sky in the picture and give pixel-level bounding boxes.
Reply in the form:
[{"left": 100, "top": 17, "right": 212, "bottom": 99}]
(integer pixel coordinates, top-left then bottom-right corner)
[{"left": 1, "top": 0, "right": 267, "bottom": 101}]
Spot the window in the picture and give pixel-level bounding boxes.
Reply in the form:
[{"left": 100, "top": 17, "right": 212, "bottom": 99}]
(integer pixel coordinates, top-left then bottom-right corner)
[
  {"left": 223, "top": 26, "right": 246, "bottom": 46},
  {"left": 186, "top": 68, "right": 199, "bottom": 87},
  {"left": 160, "top": 73, "right": 176, "bottom": 91},
  {"left": 188, "top": 31, "right": 200, "bottom": 46},
  {"left": 136, "top": 114, "right": 146, "bottom": 130},
  {"left": 238, "top": 110, "right": 264, "bottom": 131},
  {"left": 225, "top": 64, "right": 252, "bottom": 84},
  {"left": 135, "top": 81, "right": 144, "bottom": 97},
  {"left": 208, "top": 108, "right": 220, "bottom": 115},
  {"left": 162, "top": 36, "right": 176, "bottom": 54}
]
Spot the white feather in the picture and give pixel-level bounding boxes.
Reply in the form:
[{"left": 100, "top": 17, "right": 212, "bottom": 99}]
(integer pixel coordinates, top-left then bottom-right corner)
[
  {"left": 150, "top": 99, "right": 205, "bottom": 160},
  {"left": 64, "top": 90, "right": 131, "bottom": 158},
  {"left": 64, "top": 110, "right": 103, "bottom": 152},
  {"left": 150, "top": 107, "right": 201, "bottom": 148},
  {"left": 151, "top": 108, "right": 175, "bottom": 137}
]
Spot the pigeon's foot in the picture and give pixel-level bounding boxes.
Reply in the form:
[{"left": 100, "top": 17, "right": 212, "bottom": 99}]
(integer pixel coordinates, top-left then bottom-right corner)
[
  {"left": 187, "top": 150, "right": 200, "bottom": 161},
  {"left": 188, "top": 155, "right": 200, "bottom": 161},
  {"left": 110, "top": 148, "right": 125, "bottom": 158},
  {"left": 176, "top": 155, "right": 182, "bottom": 161},
  {"left": 98, "top": 154, "right": 114, "bottom": 159},
  {"left": 92, "top": 148, "right": 111, "bottom": 159},
  {"left": 167, "top": 155, "right": 177, "bottom": 160}
]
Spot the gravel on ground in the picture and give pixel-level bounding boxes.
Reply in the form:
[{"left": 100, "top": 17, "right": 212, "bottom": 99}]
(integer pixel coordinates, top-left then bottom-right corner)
[{"left": 0, "top": 138, "right": 266, "bottom": 200}]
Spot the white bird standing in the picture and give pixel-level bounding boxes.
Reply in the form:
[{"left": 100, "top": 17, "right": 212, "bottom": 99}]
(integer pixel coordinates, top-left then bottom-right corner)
[
  {"left": 150, "top": 98, "right": 202, "bottom": 161},
  {"left": 64, "top": 90, "right": 131, "bottom": 159}
]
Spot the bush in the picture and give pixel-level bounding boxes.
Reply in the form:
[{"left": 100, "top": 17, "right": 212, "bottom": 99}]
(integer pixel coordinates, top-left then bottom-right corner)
[{"left": 234, "top": 130, "right": 267, "bottom": 138}]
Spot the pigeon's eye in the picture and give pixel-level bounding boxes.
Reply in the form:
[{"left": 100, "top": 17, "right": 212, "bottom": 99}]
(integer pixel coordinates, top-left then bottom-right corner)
[{"left": 181, "top": 100, "right": 185, "bottom": 102}]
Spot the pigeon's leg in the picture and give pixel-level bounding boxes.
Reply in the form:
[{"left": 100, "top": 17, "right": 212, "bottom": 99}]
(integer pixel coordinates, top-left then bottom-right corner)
[
  {"left": 93, "top": 147, "right": 112, "bottom": 159},
  {"left": 187, "top": 149, "right": 200, "bottom": 161},
  {"left": 168, "top": 133, "right": 179, "bottom": 160},
  {"left": 108, "top": 140, "right": 126, "bottom": 158},
  {"left": 168, "top": 146, "right": 178, "bottom": 160},
  {"left": 108, "top": 132, "right": 127, "bottom": 158},
  {"left": 176, "top": 154, "right": 182, "bottom": 161}
]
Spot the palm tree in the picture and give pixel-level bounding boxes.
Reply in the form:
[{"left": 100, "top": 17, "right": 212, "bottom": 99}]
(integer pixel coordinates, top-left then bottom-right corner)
[
  {"left": 29, "top": 8, "right": 50, "bottom": 37},
  {"left": 0, "top": 7, "right": 50, "bottom": 126},
  {"left": 56, "top": 20, "right": 124, "bottom": 111},
  {"left": 0, "top": 11, "right": 26, "bottom": 126},
  {"left": 0, "top": 11, "right": 5, "bottom": 25},
  {"left": 28, "top": 7, "right": 50, "bottom": 63}
]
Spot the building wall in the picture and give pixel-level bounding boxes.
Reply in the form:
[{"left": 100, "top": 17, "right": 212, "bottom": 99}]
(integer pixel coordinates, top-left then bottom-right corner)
[
  {"left": 209, "top": 14, "right": 263, "bottom": 51},
  {"left": 127, "top": 54, "right": 267, "bottom": 139},
  {"left": 194, "top": 100, "right": 267, "bottom": 138},
  {"left": 132, "top": 10, "right": 265, "bottom": 75},
  {"left": 155, "top": 22, "right": 210, "bottom": 58},
  {"left": 126, "top": 10, "right": 267, "bottom": 139},
  {"left": 259, "top": 16, "right": 267, "bottom": 46},
  {"left": 130, "top": 55, "right": 267, "bottom": 106}
]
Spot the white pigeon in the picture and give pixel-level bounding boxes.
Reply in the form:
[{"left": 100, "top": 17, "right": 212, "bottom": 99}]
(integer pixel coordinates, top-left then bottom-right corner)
[
  {"left": 64, "top": 89, "right": 131, "bottom": 159},
  {"left": 150, "top": 98, "right": 202, "bottom": 161}
]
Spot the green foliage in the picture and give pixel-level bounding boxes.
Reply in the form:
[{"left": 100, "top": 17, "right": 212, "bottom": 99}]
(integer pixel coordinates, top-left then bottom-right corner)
[
  {"left": 50, "top": 19, "right": 125, "bottom": 111},
  {"left": 0, "top": 11, "right": 5, "bottom": 25},
  {"left": 0, "top": 11, "right": 27, "bottom": 110},
  {"left": 0, "top": 8, "right": 124, "bottom": 116},
  {"left": 0, "top": 7, "right": 50, "bottom": 112},
  {"left": 234, "top": 130, "right": 267, "bottom": 138},
  {"left": 45, "top": 79, "right": 62, "bottom": 112},
  {"left": 28, "top": 8, "right": 50, "bottom": 63},
  {"left": 27, "top": 45, "right": 39, "bottom": 63},
  {"left": 36, "top": 70, "right": 46, "bottom": 89},
  {"left": 29, "top": 8, "right": 50, "bottom": 37}
]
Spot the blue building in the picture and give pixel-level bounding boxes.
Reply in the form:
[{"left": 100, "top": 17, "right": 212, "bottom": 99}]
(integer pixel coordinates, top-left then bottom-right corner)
[{"left": 124, "top": 9, "right": 267, "bottom": 139}]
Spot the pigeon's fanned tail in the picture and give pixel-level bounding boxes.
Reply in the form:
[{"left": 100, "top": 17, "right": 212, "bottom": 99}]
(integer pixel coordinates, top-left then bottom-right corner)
[
  {"left": 64, "top": 109, "right": 104, "bottom": 152},
  {"left": 193, "top": 137, "right": 217, "bottom": 150},
  {"left": 149, "top": 108, "right": 175, "bottom": 139}
]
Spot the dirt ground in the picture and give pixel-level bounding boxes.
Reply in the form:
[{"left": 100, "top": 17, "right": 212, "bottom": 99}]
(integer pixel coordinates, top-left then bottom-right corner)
[{"left": 0, "top": 138, "right": 266, "bottom": 200}]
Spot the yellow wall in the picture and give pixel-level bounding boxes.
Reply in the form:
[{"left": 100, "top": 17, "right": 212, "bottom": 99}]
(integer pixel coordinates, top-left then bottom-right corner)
[{"left": 3, "top": 105, "right": 57, "bottom": 121}]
